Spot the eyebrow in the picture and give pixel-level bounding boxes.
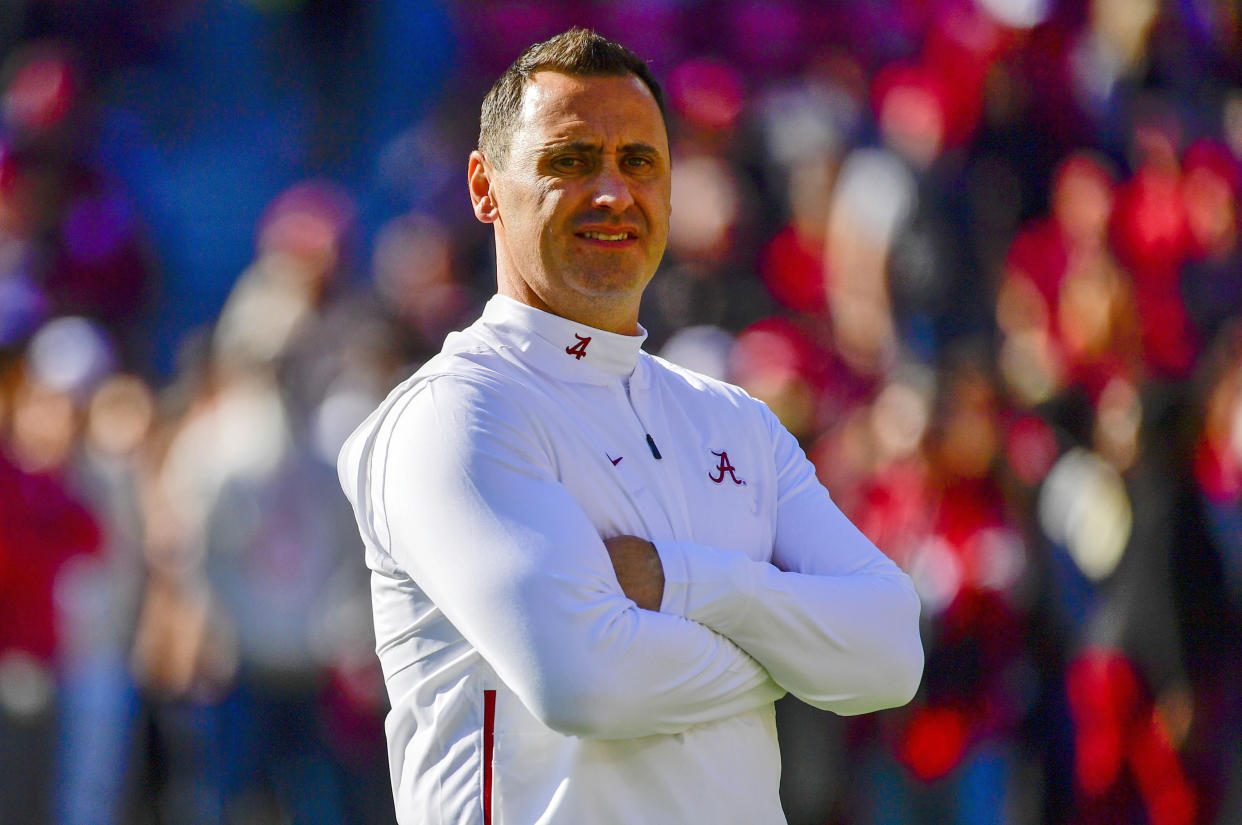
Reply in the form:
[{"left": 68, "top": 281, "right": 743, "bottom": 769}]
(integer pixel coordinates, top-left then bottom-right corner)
[{"left": 544, "top": 140, "right": 661, "bottom": 156}]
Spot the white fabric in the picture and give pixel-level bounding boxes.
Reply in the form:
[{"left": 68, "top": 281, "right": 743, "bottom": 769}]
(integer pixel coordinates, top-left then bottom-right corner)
[{"left": 338, "top": 294, "right": 923, "bottom": 825}]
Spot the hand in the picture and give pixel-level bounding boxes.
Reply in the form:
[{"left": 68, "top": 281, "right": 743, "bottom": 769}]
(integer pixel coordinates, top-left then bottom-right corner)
[{"left": 603, "top": 535, "right": 664, "bottom": 611}]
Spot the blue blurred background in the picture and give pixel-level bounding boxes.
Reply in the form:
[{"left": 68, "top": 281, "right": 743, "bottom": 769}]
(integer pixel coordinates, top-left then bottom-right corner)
[{"left": 1, "top": 1, "right": 1241, "bottom": 823}]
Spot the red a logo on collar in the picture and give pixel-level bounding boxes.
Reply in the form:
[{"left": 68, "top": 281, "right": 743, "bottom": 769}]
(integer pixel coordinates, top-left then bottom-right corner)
[
  {"left": 709, "top": 450, "right": 745, "bottom": 485},
  {"left": 565, "top": 334, "right": 591, "bottom": 360}
]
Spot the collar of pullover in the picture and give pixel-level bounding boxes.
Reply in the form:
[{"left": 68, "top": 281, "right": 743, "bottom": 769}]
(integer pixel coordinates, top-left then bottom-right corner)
[{"left": 479, "top": 294, "right": 648, "bottom": 385}]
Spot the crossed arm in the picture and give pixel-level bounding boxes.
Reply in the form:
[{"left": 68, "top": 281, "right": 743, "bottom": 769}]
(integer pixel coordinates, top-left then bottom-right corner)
[
  {"left": 604, "top": 405, "right": 923, "bottom": 716},
  {"left": 380, "top": 376, "right": 921, "bottom": 738}
]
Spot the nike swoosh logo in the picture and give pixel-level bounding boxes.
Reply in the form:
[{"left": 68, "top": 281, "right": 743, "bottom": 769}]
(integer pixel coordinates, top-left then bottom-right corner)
[{"left": 607, "top": 454, "right": 623, "bottom": 466}]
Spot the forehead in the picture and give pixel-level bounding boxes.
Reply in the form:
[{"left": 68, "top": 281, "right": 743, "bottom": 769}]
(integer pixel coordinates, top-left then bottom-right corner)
[{"left": 515, "top": 71, "right": 668, "bottom": 148}]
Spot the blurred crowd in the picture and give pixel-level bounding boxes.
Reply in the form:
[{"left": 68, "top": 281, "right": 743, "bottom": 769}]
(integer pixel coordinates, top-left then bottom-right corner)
[{"left": 2, "top": 1, "right": 1241, "bottom": 824}]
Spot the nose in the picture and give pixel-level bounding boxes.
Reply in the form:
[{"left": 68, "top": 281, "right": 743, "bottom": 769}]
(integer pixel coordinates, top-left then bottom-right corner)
[{"left": 591, "top": 161, "right": 636, "bottom": 213}]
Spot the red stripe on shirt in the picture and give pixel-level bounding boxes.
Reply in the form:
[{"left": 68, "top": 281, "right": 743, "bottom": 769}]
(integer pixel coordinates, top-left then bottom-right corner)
[{"left": 483, "top": 689, "right": 496, "bottom": 825}]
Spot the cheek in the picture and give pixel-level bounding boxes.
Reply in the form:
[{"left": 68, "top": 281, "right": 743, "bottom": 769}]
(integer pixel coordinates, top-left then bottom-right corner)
[
  {"left": 541, "top": 187, "right": 569, "bottom": 218},
  {"left": 644, "top": 192, "right": 672, "bottom": 242},
  {"left": 499, "top": 172, "right": 553, "bottom": 220},
  {"left": 643, "top": 181, "right": 672, "bottom": 219},
  {"left": 537, "top": 190, "right": 578, "bottom": 243}
]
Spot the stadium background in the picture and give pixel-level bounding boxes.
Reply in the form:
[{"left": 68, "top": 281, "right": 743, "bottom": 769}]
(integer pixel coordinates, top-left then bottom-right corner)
[{"left": 1, "top": 0, "right": 1241, "bottom": 823}]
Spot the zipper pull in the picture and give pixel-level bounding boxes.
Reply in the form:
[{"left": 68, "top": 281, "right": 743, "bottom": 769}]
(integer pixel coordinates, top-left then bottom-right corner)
[{"left": 646, "top": 433, "right": 662, "bottom": 460}]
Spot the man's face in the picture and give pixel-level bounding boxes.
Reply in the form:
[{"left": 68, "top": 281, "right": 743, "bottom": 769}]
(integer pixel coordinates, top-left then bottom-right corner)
[{"left": 480, "top": 71, "right": 672, "bottom": 332}]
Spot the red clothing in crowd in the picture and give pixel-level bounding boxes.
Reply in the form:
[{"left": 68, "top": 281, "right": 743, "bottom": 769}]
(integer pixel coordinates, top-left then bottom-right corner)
[{"left": 0, "top": 453, "right": 100, "bottom": 661}]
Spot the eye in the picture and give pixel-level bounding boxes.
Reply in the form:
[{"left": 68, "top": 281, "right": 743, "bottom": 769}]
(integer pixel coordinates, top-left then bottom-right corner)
[
  {"left": 623, "top": 155, "right": 654, "bottom": 170},
  {"left": 551, "top": 155, "right": 586, "bottom": 172}
]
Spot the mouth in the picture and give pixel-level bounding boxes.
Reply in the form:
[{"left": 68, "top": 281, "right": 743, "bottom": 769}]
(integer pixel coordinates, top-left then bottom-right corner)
[{"left": 575, "top": 229, "right": 639, "bottom": 247}]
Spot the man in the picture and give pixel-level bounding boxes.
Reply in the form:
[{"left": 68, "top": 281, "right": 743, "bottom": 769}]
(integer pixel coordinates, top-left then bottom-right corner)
[{"left": 338, "top": 28, "right": 923, "bottom": 825}]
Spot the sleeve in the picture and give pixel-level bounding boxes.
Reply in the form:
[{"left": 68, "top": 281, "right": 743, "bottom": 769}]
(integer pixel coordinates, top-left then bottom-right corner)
[
  {"left": 376, "top": 376, "right": 784, "bottom": 739},
  {"left": 656, "top": 403, "right": 923, "bottom": 716}
]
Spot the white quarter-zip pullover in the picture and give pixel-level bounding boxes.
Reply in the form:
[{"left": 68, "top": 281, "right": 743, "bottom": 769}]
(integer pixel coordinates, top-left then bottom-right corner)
[{"left": 338, "top": 295, "right": 922, "bottom": 825}]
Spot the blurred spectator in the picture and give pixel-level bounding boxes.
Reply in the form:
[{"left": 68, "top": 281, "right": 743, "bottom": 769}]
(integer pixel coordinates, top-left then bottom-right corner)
[
  {"left": 0, "top": 321, "right": 105, "bottom": 825},
  {"left": 200, "top": 441, "right": 356, "bottom": 824},
  {"left": 0, "top": 41, "right": 157, "bottom": 367},
  {"left": 1180, "top": 138, "right": 1242, "bottom": 347},
  {"left": 54, "top": 372, "right": 155, "bottom": 825},
  {"left": 369, "top": 210, "right": 483, "bottom": 362},
  {"left": 213, "top": 180, "right": 355, "bottom": 374},
  {"left": 142, "top": 178, "right": 389, "bottom": 823},
  {"left": 1178, "top": 324, "right": 1242, "bottom": 822},
  {"left": 847, "top": 348, "right": 1038, "bottom": 825},
  {"left": 1034, "top": 362, "right": 1198, "bottom": 823},
  {"left": 1065, "top": 646, "right": 1195, "bottom": 825},
  {"left": 1110, "top": 110, "right": 1197, "bottom": 380},
  {"left": 998, "top": 151, "right": 1142, "bottom": 408}
]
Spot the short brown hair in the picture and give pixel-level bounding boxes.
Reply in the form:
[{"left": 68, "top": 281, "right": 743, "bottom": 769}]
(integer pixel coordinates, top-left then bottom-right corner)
[{"left": 478, "top": 27, "right": 666, "bottom": 168}]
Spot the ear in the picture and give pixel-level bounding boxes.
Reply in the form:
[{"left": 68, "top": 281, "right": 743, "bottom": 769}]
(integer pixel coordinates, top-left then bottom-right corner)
[{"left": 468, "top": 150, "right": 499, "bottom": 224}]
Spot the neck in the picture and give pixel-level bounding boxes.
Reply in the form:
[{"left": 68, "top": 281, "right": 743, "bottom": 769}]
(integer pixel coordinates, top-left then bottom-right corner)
[{"left": 496, "top": 277, "right": 641, "bottom": 336}]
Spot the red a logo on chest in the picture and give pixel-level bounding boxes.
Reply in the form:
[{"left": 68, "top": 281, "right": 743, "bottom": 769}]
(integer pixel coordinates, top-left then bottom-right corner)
[
  {"left": 709, "top": 450, "right": 745, "bottom": 485},
  {"left": 565, "top": 334, "right": 591, "bottom": 360}
]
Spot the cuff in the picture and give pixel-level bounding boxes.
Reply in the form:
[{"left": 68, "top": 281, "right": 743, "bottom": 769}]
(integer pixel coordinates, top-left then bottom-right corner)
[
  {"left": 654, "top": 540, "right": 691, "bottom": 617},
  {"left": 652, "top": 540, "right": 758, "bottom": 636}
]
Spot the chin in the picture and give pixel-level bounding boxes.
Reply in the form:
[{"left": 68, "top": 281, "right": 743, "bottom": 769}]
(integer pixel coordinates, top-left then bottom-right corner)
[
  {"left": 568, "top": 259, "right": 655, "bottom": 290},
  {"left": 569, "top": 273, "right": 649, "bottom": 299}
]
